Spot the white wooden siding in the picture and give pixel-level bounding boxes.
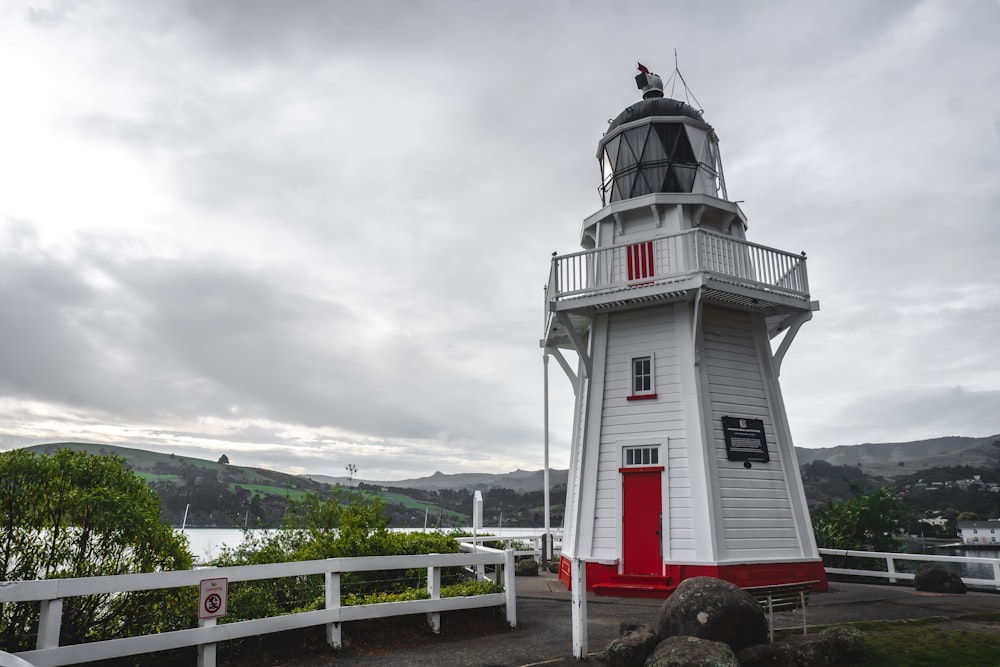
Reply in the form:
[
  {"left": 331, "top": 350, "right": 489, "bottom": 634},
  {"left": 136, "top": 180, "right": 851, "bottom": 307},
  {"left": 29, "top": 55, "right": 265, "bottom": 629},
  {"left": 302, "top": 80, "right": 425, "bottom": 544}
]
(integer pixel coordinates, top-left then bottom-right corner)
[
  {"left": 701, "top": 306, "right": 801, "bottom": 559},
  {"left": 588, "top": 307, "right": 688, "bottom": 561}
]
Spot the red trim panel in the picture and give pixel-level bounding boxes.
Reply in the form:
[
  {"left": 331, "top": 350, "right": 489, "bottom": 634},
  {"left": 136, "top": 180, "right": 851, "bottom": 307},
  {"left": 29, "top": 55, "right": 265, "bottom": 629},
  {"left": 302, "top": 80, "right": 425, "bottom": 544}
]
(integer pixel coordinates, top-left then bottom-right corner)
[
  {"left": 626, "top": 393, "right": 657, "bottom": 401},
  {"left": 558, "top": 556, "right": 829, "bottom": 595},
  {"left": 618, "top": 466, "right": 664, "bottom": 473}
]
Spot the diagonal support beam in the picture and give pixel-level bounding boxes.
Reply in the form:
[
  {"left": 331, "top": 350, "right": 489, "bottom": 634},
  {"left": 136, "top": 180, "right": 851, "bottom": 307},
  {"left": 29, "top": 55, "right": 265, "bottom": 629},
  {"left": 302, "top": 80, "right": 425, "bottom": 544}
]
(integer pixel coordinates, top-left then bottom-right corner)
[
  {"left": 545, "top": 346, "right": 579, "bottom": 393},
  {"left": 772, "top": 311, "right": 813, "bottom": 377},
  {"left": 556, "top": 311, "right": 591, "bottom": 379}
]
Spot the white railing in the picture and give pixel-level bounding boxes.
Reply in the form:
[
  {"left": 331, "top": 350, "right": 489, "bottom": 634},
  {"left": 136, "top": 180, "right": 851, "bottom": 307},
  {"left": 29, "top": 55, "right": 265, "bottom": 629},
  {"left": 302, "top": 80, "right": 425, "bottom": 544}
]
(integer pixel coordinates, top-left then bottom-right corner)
[
  {"left": 1, "top": 547, "right": 516, "bottom": 667},
  {"left": 546, "top": 228, "right": 808, "bottom": 305},
  {"left": 455, "top": 532, "right": 563, "bottom": 561},
  {"left": 818, "top": 548, "right": 1000, "bottom": 591}
]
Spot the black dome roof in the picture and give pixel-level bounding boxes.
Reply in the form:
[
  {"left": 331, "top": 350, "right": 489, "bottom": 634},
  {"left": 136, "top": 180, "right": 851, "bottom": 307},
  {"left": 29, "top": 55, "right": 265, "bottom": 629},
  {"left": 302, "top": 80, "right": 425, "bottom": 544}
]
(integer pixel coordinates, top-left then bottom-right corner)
[{"left": 608, "top": 97, "right": 705, "bottom": 133}]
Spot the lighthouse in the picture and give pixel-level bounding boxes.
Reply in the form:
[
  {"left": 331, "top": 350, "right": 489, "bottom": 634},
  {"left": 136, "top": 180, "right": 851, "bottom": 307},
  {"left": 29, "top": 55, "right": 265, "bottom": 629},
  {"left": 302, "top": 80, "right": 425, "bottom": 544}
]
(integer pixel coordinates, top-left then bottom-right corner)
[{"left": 542, "top": 66, "right": 828, "bottom": 598}]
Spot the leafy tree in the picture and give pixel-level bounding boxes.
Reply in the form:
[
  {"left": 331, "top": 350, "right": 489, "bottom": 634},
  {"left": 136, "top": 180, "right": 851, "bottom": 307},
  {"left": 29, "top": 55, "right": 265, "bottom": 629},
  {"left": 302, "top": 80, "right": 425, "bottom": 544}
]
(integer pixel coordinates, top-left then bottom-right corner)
[
  {"left": 956, "top": 511, "right": 979, "bottom": 522},
  {"left": 0, "top": 449, "right": 193, "bottom": 654},
  {"left": 812, "top": 483, "right": 908, "bottom": 552},
  {"left": 217, "top": 454, "right": 230, "bottom": 465}
]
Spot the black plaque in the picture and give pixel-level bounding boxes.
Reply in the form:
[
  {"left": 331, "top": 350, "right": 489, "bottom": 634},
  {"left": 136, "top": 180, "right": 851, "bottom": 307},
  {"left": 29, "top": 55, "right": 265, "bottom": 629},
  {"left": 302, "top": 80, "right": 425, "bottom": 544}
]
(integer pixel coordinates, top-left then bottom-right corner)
[{"left": 721, "top": 416, "right": 769, "bottom": 463}]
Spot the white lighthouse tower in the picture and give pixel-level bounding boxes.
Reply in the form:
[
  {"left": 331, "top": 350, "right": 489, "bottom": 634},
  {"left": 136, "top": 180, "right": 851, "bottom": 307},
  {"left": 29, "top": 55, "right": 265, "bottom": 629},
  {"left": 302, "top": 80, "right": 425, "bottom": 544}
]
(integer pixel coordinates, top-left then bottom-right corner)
[{"left": 543, "top": 66, "right": 827, "bottom": 598}]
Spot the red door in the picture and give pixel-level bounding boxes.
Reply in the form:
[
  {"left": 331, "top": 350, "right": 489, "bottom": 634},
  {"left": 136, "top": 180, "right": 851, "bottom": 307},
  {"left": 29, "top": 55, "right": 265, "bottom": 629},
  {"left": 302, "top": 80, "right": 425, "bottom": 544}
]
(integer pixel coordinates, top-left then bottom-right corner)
[{"left": 622, "top": 469, "right": 663, "bottom": 575}]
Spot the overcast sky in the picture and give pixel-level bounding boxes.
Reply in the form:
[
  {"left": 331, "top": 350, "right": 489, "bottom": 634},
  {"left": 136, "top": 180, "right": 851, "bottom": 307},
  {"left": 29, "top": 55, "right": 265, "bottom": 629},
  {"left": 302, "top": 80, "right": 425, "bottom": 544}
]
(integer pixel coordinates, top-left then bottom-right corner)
[{"left": 1, "top": 1, "right": 998, "bottom": 480}]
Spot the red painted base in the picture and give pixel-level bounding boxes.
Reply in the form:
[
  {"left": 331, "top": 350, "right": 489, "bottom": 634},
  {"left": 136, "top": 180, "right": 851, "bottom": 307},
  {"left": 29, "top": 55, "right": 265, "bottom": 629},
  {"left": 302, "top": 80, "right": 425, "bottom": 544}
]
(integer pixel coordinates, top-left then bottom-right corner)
[{"left": 558, "top": 556, "right": 828, "bottom": 597}]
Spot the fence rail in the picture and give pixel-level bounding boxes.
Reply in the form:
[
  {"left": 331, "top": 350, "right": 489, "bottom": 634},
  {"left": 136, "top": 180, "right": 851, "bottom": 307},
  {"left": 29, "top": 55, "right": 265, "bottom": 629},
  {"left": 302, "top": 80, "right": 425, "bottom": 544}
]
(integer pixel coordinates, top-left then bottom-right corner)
[
  {"left": 1, "top": 546, "right": 516, "bottom": 667},
  {"left": 818, "top": 547, "right": 1000, "bottom": 590},
  {"left": 455, "top": 532, "right": 562, "bottom": 561},
  {"left": 546, "top": 228, "right": 809, "bottom": 305}
]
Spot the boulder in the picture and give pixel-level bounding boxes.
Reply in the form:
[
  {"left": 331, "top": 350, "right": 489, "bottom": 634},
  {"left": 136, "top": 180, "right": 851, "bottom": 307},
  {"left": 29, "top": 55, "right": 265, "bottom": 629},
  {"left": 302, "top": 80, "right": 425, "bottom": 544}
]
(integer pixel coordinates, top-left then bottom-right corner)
[
  {"left": 655, "top": 577, "right": 768, "bottom": 652},
  {"left": 515, "top": 558, "right": 539, "bottom": 577},
  {"left": 736, "top": 625, "right": 864, "bottom": 667},
  {"left": 644, "top": 635, "right": 739, "bottom": 667},
  {"left": 914, "top": 564, "right": 967, "bottom": 594},
  {"left": 821, "top": 625, "right": 864, "bottom": 662},
  {"left": 604, "top": 621, "right": 658, "bottom": 667}
]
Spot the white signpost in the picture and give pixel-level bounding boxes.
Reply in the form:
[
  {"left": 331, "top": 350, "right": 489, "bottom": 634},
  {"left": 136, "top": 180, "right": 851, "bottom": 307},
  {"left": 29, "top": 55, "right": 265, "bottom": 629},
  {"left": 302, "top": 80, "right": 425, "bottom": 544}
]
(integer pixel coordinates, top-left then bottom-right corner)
[{"left": 197, "top": 578, "right": 228, "bottom": 667}]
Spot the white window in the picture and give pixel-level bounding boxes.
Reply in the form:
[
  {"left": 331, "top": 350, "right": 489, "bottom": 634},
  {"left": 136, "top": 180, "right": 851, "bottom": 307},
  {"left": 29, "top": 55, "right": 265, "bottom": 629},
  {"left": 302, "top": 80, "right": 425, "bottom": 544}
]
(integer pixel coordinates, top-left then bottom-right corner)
[
  {"left": 629, "top": 354, "right": 656, "bottom": 399},
  {"left": 624, "top": 445, "right": 659, "bottom": 467}
]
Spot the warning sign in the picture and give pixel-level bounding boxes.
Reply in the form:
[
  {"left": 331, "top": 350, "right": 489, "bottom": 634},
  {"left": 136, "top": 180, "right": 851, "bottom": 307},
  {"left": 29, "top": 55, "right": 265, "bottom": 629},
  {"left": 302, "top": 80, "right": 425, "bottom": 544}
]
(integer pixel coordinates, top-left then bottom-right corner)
[{"left": 198, "top": 578, "right": 228, "bottom": 620}]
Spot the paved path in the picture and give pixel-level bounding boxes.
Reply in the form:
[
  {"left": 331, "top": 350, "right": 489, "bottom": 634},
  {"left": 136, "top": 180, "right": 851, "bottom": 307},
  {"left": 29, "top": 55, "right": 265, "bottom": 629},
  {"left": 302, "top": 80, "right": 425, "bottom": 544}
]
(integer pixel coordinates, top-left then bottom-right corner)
[{"left": 303, "top": 572, "right": 1000, "bottom": 666}]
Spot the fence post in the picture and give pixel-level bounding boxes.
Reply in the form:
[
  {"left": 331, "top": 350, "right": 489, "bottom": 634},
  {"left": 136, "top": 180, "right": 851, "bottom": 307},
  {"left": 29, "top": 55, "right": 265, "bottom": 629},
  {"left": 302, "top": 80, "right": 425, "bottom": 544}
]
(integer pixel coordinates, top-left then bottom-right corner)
[
  {"left": 503, "top": 548, "right": 517, "bottom": 629},
  {"left": 196, "top": 618, "right": 216, "bottom": 667},
  {"left": 994, "top": 560, "right": 1000, "bottom": 592},
  {"left": 36, "top": 598, "right": 63, "bottom": 650},
  {"left": 426, "top": 562, "right": 441, "bottom": 633},
  {"left": 325, "top": 571, "right": 342, "bottom": 648},
  {"left": 887, "top": 556, "right": 897, "bottom": 584}
]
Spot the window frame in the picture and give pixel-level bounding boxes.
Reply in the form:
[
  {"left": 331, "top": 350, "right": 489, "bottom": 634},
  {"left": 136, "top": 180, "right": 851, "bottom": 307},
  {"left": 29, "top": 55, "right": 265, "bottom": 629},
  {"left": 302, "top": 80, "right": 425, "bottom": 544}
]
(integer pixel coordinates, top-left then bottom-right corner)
[
  {"left": 627, "top": 353, "right": 657, "bottom": 401},
  {"left": 621, "top": 444, "right": 661, "bottom": 468}
]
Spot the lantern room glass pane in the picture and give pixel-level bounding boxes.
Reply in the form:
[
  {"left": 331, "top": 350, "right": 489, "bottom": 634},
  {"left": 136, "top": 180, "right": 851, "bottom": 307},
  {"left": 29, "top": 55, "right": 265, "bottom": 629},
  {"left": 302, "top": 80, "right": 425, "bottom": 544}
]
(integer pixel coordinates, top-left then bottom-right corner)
[
  {"left": 655, "top": 124, "right": 695, "bottom": 163},
  {"left": 617, "top": 127, "right": 645, "bottom": 170},
  {"left": 612, "top": 171, "right": 636, "bottom": 202},
  {"left": 686, "top": 126, "right": 711, "bottom": 165}
]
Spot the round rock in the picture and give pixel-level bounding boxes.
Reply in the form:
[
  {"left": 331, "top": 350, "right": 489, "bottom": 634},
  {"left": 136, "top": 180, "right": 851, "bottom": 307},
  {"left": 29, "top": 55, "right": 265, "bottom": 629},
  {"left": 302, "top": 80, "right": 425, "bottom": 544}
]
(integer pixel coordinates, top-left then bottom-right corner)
[{"left": 655, "top": 577, "right": 768, "bottom": 652}]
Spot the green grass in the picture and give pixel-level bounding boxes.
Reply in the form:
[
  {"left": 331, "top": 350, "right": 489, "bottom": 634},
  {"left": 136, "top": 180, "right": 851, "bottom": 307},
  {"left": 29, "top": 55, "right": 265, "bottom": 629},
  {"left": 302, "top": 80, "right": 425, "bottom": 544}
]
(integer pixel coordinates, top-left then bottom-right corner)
[
  {"left": 231, "top": 483, "right": 310, "bottom": 499},
  {"left": 802, "top": 614, "right": 1000, "bottom": 666},
  {"left": 369, "top": 490, "right": 466, "bottom": 522}
]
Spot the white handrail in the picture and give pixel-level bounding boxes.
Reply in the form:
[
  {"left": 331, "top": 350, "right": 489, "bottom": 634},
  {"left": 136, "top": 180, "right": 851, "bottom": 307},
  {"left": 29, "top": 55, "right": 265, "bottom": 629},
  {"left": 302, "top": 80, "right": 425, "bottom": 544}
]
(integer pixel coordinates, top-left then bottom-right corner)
[
  {"left": 0, "top": 652, "right": 35, "bottom": 667},
  {"left": 818, "top": 547, "right": 1000, "bottom": 590},
  {"left": 2, "top": 548, "right": 517, "bottom": 667},
  {"left": 546, "top": 228, "right": 809, "bottom": 304}
]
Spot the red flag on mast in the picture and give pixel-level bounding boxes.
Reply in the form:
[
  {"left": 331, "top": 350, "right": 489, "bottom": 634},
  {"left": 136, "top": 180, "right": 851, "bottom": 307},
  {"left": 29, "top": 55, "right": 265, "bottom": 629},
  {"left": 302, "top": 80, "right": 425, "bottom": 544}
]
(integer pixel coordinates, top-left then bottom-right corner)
[{"left": 637, "top": 62, "right": 650, "bottom": 74}]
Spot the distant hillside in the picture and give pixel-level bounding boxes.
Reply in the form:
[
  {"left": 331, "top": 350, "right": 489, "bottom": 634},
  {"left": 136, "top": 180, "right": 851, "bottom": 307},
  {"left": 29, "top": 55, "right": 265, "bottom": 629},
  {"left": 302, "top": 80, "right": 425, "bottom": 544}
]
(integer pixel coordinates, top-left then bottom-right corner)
[
  {"left": 19, "top": 434, "right": 1000, "bottom": 528},
  {"left": 25, "top": 442, "right": 332, "bottom": 527},
  {"left": 794, "top": 435, "right": 1000, "bottom": 480},
  {"left": 18, "top": 443, "right": 565, "bottom": 529},
  {"left": 305, "top": 468, "right": 570, "bottom": 494}
]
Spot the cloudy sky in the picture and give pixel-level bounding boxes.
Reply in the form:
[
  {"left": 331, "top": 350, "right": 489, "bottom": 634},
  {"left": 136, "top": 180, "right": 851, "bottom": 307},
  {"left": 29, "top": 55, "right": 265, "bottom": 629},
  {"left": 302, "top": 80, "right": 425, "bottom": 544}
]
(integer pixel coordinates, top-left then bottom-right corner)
[{"left": 1, "top": 1, "right": 998, "bottom": 480}]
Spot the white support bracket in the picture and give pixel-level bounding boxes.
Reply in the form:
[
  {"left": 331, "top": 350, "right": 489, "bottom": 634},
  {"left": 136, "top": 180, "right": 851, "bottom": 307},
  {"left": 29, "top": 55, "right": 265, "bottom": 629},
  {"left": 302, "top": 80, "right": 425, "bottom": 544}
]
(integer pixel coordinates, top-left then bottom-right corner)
[
  {"left": 545, "top": 346, "right": 579, "bottom": 393},
  {"left": 650, "top": 203, "right": 663, "bottom": 228},
  {"left": 690, "top": 289, "right": 703, "bottom": 367},
  {"left": 555, "top": 311, "right": 591, "bottom": 379},
  {"left": 772, "top": 311, "right": 813, "bottom": 377}
]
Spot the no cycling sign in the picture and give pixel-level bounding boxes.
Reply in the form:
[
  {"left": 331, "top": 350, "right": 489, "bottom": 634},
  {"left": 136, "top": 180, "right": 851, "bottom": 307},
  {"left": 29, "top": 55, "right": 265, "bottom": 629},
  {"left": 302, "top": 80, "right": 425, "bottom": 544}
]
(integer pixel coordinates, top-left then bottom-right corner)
[{"left": 198, "top": 577, "right": 228, "bottom": 620}]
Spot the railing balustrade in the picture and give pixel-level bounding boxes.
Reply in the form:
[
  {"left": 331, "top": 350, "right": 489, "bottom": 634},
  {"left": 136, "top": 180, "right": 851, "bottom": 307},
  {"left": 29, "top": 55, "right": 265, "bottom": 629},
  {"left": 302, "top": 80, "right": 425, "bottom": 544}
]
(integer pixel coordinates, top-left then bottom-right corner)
[
  {"left": 1, "top": 546, "right": 516, "bottom": 667},
  {"left": 546, "top": 228, "right": 809, "bottom": 306},
  {"left": 818, "top": 547, "right": 1000, "bottom": 590}
]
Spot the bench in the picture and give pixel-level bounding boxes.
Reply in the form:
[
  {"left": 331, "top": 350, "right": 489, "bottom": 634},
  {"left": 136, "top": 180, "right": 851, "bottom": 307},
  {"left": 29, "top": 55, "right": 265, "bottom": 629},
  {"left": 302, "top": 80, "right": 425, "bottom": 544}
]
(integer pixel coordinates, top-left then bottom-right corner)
[{"left": 744, "top": 581, "right": 819, "bottom": 642}]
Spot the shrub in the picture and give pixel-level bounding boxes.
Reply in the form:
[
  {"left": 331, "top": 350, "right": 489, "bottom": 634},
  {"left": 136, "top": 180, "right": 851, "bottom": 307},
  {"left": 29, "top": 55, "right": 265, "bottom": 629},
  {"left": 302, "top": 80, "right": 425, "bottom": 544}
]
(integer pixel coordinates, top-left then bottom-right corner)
[{"left": 0, "top": 448, "right": 193, "bottom": 656}]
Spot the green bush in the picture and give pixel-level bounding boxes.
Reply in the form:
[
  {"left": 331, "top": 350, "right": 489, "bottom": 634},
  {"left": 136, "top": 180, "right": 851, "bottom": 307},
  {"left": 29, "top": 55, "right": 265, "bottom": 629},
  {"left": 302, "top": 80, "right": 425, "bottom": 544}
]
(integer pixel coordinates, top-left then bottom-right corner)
[
  {"left": 214, "top": 491, "right": 468, "bottom": 622},
  {"left": 0, "top": 448, "right": 193, "bottom": 657}
]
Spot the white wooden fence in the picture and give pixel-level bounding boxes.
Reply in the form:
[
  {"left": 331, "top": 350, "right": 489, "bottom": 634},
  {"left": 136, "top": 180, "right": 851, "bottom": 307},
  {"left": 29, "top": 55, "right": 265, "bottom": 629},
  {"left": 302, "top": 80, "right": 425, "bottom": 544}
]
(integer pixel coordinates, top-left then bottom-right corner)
[
  {"left": 0, "top": 545, "right": 516, "bottom": 667},
  {"left": 818, "top": 547, "right": 1000, "bottom": 590}
]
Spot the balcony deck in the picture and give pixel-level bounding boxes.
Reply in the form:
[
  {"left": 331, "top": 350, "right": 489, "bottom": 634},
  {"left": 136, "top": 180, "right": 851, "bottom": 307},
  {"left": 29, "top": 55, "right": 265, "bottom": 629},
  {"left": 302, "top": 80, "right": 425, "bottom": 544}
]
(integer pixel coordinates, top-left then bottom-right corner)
[{"left": 543, "top": 228, "right": 815, "bottom": 350}]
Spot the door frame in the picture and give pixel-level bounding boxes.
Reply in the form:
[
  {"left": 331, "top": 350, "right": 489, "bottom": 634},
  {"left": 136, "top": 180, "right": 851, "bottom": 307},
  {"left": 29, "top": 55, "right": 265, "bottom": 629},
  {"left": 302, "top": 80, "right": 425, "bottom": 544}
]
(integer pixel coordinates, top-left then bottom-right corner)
[{"left": 619, "top": 461, "right": 665, "bottom": 576}]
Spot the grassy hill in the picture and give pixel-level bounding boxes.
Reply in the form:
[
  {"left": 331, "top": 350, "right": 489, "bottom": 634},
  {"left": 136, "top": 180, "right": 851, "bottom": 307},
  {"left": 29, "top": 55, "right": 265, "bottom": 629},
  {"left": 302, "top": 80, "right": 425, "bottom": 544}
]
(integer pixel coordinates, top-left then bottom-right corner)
[
  {"left": 19, "top": 443, "right": 560, "bottom": 529},
  {"left": 26, "top": 442, "right": 333, "bottom": 527},
  {"left": 20, "top": 433, "right": 1000, "bottom": 529}
]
